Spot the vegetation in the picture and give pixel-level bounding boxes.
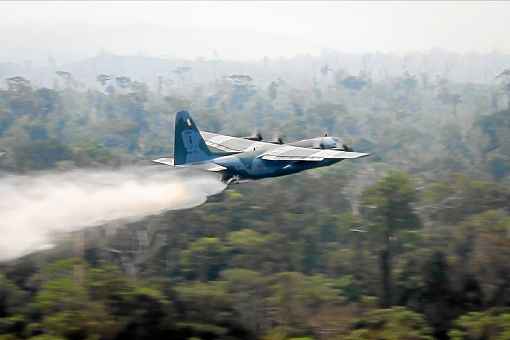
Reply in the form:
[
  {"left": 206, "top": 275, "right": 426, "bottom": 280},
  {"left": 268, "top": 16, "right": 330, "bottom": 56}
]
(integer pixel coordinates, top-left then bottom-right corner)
[{"left": 1, "top": 53, "right": 510, "bottom": 339}]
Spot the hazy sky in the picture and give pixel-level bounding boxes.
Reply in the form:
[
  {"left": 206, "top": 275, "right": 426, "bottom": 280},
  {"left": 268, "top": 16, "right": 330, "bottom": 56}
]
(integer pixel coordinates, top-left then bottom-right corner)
[{"left": 1, "top": 1, "right": 509, "bottom": 62}]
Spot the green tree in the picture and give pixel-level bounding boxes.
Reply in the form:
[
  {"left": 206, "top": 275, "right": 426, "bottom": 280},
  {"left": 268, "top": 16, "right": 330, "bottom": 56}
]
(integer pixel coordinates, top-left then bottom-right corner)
[
  {"left": 420, "top": 251, "right": 457, "bottom": 339},
  {"left": 361, "top": 171, "right": 421, "bottom": 307},
  {"left": 180, "top": 237, "right": 228, "bottom": 281},
  {"left": 227, "top": 229, "right": 271, "bottom": 270},
  {"left": 449, "top": 309, "right": 510, "bottom": 340},
  {"left": 31, "top": 260, "right": 119, "bottom": 339},
  {"left": 221, "top": 269, "right": 267, "bottom": 335},
  {"left": 345, "top": 307, "right": 433, "bottom": 340},
  {"left": 454, "top": 211, "right": 510, "bottom": 306}
]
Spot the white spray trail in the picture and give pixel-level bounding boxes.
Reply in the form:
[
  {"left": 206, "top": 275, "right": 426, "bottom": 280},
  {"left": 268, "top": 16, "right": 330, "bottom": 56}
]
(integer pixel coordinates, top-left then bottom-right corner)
[{"left": 0, "top": 166, "right": 226, "bottom": 261}]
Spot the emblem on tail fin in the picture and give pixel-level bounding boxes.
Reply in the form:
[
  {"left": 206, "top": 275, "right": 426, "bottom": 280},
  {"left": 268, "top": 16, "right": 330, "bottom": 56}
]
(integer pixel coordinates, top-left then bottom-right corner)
[
  {"left": 182, "top": 130, "right": 201, "bottom": 153},
  {"left": 174, "top": 111, "right": 213, "bottom": 165}
]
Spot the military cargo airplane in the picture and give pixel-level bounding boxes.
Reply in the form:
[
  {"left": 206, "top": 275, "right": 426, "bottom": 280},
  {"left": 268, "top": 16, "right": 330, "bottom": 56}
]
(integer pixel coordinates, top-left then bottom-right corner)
[{"left": 153, "top": 111, "right": 369, "bottom": 184}]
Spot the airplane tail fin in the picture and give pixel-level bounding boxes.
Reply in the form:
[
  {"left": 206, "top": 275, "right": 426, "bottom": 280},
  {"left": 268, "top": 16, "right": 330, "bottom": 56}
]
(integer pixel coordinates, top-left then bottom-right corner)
[{"left": 174, "top": 111, "right": 214, "bottom": 165}]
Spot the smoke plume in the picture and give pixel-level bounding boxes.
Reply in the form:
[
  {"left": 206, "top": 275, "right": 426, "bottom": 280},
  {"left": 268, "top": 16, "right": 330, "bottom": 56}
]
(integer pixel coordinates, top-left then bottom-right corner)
[{"left": 0, "top": 166, "right": 226, "bottom": 261}]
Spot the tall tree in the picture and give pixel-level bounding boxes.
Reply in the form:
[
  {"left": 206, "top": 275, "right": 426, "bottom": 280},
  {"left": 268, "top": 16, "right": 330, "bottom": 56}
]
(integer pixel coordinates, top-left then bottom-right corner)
[{"left": 361, "top": 171, "right": 421, "bottom": 307}]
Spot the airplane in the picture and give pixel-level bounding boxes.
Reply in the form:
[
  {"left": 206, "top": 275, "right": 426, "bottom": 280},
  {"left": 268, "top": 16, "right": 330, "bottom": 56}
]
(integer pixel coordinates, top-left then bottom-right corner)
[{"left": 153, "top": 111, "right": 369, "bottom": 184}]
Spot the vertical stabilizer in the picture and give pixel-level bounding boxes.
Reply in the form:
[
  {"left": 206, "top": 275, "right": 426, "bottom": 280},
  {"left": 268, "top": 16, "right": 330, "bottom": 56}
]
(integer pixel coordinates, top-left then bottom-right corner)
[{"left": 174, "top": 111, "right": 213, "bottom": 165}]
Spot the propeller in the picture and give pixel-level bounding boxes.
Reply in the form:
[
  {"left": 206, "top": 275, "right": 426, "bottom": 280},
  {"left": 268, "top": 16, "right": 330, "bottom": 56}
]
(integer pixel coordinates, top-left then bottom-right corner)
[
  {"left": 343, "top": 144, "right": 354, "bottom": 152},
  {"left": 243, "top": 130, "right": 263, "bottom": 141},
  {"left": 269, "top": 132, "right": 284, "bottom": 144},
  {"left": 342, "top": 138, "right": 354, "bottom": 152}
]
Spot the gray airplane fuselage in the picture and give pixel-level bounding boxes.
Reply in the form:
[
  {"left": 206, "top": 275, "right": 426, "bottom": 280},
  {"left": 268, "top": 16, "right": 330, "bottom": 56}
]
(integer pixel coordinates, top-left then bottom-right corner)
[{"left": 211, "top": 146, "right": 342, "bottom": 180}]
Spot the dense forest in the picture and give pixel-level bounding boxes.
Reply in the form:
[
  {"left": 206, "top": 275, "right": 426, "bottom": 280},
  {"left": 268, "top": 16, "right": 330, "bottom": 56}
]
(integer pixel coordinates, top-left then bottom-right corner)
[{"left": 1, "top": 51, "right": 510, "bottom": 340}]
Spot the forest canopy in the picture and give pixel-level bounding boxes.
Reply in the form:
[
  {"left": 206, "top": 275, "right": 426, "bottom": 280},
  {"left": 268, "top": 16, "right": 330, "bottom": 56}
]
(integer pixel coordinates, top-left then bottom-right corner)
[{"left": 1, "top": 51, "right": 510, "bottom": 340}]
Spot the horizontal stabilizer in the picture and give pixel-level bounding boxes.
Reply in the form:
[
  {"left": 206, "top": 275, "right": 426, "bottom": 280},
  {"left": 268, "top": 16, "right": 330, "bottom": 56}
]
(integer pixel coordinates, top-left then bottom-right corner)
[
  {"left": 205, "top": 164, "right": 227, "bottom": 172},
  {"left": 153, "top": 157, "right": 175, "bottom": 166}
]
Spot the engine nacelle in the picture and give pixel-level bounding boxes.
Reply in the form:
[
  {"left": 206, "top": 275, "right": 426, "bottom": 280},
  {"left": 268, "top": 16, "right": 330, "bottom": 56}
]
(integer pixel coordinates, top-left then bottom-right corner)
[
  {"left": 291, "top": 136, "right": 353, "bottom": 151},
  {"left": 316, "top": 136, "right": 338, "bottom": 149},
  {"left": 243, "top": 132, "right": 263, "bottom": 141}
]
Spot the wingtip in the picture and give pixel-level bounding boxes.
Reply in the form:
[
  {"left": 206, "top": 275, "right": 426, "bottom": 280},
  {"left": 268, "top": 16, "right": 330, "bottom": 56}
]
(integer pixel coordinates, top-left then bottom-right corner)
[{"left": 349, "top": 152, "right": 371, "bottom": 159}]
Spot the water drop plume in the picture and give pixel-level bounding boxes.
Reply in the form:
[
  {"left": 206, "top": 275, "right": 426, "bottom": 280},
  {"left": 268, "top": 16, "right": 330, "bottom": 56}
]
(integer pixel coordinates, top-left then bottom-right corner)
[{"left": 0, "top": 166, "right": 226, "bottom": 261}]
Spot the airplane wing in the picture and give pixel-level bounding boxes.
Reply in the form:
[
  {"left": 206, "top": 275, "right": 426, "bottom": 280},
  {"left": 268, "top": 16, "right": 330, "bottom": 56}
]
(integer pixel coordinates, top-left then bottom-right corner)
[
  {"left": 201, "top": 131, "right": 271, "bottom": 153},
  {"left": 201, "top": 131, "right": 369, "bottom": 161},
  {"left": 259, "top": 145, "right": 369, "bottom": 161}
]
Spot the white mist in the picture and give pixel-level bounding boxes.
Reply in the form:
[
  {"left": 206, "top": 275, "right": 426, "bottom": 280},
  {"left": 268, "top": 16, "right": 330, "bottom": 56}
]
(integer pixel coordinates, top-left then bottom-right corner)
[{"left": 0, "top": 166, "right": 225, "bottom": 261}]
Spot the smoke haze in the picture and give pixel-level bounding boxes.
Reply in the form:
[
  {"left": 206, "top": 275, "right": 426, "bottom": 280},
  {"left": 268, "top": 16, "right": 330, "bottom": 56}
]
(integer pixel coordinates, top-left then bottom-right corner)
[
  {"left": 1, "top": 1, "right": 509, "bottom": 63},
  {"left": 0, "top": 166, "right": 226, "bottom": 261}
]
